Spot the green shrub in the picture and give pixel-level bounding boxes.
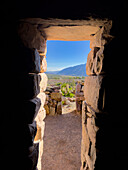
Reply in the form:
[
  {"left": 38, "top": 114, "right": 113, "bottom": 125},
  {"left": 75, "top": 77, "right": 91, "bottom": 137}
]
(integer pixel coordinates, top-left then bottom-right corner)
[
  {"left": 56, "top": 82, "right": 62, "bottom": 86},
  {"left": 61, "top": 83, "right": 75, "bottom": 98}
]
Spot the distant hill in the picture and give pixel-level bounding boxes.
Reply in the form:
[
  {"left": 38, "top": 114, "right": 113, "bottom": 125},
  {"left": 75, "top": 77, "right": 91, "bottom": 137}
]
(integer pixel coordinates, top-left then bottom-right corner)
[
  {"left": 46, "top": 71, "right": 59, "bottom": 74},
  {"left": 46, "top": 64, "right": 86, "bottom": 77}
]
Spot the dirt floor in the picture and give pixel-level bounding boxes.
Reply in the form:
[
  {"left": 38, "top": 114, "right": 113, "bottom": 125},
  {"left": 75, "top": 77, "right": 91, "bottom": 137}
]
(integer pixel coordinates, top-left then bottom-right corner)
[{"left": 41, "top": 105, "right": 82, "bottom": 170}]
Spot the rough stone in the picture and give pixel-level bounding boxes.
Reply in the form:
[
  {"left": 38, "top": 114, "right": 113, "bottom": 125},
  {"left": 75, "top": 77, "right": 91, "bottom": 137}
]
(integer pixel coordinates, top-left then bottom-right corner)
[
  {"left": 90, "top": 21, "right": 113, "bottom": 49},
  {"left": 21, "top": 97, "right": 41, "bottom": 124},
  {"left": 34, "top": 121, "right": 45, "bottom": 143},
  {"left": 76, "top": 100, "right": 82, "bottom": 114},
  {"left": 18, "top": 22, "right": 46, "bottom": 52},
  {"left": 87, "top": 117, "right": 97, "bottom": 145},
  {"left": 18, "top": 73, "right": 40, "bottom": 99},
  {"left": 40, "top": 56, "right": 47, "bottom": 73},
  {"left": 93, "top": 47, "right": 105, "bottom": 75},
  {"left": 76, "top": 83, "right": 81, "bottom": 92},
  {"left": 24, "top": 121, "right": 37, "bottom": 147},
  {"left": 76, "top": 96, "right": 85, "bottom": 101},
  {"left": 44, "top": 104, "right": 50, "bottom": 115},
  {"left": 81, "top": 101, "right": 98, "bottom": 170},
  {"left": 84, "top": 76, "right": 105, "bottom": 112},
  {"left": 50, "top": 106, "right": 56, "bottom": 115},
  {"left": 26, "top": 143, "right": 39, "bottom": 170},
  {"left": 81, "top": 122, "right": 90, "bottom": 169},
  {"left": 86, "top": 47, "right": 100, "bottom": 75},
  {"left": 17, "top": 46, "right": 41, "bottom": 73},
  {"left": 57, "top": 102, "right": 62, "bottom": 114},
  {"left": 62, "top": 96, "right": 71, "bottom": 105},
  {"left": 37, "top": 92, "right": 46, "bottom": 108},
  {"left": 51, "top": 92, "right": 62, "bottom": 102},
  {"left": 37, "top": 139, "right": 44, "bottom": 170},
  {"left": 75, "top": 83, "right": 85, "bottom": 114},
  {"left": 35, "top": 106, "right": 46, "bottom": 126},
  {"left": 86, "top": 46, "right": 106, "bottom": 76},
  {"left": 39, "top": 73, "right": 48, "bottom": 92}
]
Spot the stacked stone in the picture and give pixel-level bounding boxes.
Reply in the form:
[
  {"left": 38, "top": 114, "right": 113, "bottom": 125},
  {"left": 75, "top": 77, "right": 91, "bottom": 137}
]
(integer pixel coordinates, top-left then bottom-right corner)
[
  {"left": 75, "top": 82, "right": 85, "bottom": 114},
  {"left": 44, "top": 86, "right": 62, "bottom": 115},
  {"left": 81, "top": 21, "right": 114, "bottom": 170},
  {"left": 17, "top": 22, "right": 47, "bottom": 170}
]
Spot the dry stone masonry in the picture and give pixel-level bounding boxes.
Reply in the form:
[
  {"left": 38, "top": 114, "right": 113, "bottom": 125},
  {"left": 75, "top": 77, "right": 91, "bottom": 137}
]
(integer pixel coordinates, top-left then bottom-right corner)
[
  {"left": 75, "top": 82, "right": 85, "bottom": 114},
  {"left": 16, "top": 22, "right": 48, "bottom": 170},
  {"left": 44, "top": 86, "right": 62, "bottom": 115},
  {"left": 81, "top": 21, "right": 114, "bottom": 170},
  {"left": 2, "top": 2, "right": 127, "bottom": 169}
]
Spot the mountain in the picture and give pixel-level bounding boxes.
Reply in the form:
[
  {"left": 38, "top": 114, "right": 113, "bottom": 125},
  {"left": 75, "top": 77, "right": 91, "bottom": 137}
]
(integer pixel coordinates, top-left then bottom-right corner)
[
  {"left": 46, "top": 64, "right": 87, "bottom": 77},
  {"left": 46, "top": 71, "right": 59, "bottom": 74}
]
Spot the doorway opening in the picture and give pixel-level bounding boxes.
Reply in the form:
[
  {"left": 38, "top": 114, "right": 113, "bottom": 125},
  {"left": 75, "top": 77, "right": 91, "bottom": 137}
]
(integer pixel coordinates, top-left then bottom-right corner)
[
  {"left": 18, "top": 18, "right": 113, "bottom": 170},
  {"left": 42, "top": 40, "right": 90, "bottom": 170}
]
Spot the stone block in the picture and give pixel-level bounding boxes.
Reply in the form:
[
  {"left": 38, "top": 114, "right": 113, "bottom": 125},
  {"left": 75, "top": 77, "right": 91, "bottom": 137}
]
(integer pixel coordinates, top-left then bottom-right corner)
[
  {"left": 84, "top": 76, "right": 106, "bottom": 112},
  {"left": 90, "top": 21, "right": 113, "bottom": 49},
  {"left": 18, "top": 73, "right": 40, "bottom": 99},
  {"left": 50, "top": 106, "right": 56, "bottom": 115},
  {"left": 34, "top": 121, "right": 45, "bottom": 143},
  {"left": 37, "top": 92, "right": 46, "bottom": 108},
  {"left": 76, "top": 96, "right": 85, "bottom": 101},
  {"left": 57, "top": 102, "right": 62, "bottom": 114},
  {"left": 81, "top": 102, "right": 98, "bottom": 170},
  {"left": 51, "top": 92, "right": 62, "bottom": 102},
  {"left": 21, "top": 97, "right": 41, "bottom": 124},
  {"left": 81, "top": 122, "right": 90, "bottom": 165},
  {"left": 39, "top": 73, "right": 48, "bottom": 92},
  {"left": 24, "top": 121, "right": 37, "bottom": 147},
  {"left": 17, "top": 46, "right": 41, "bottom": 73},
  {"left": 76, "top": 100, "right": 82, "bottom": 114},
  {"left": 26, "top": 143, "right": 39, "bottom": 170},
  {"left": 87, "top": 117, "right": 97, "bottom": 145},
  {"left": 18, "top": 22, "right": 46, "bottom": 52},
  {"left": 40, "top": 56, "right": 47, "bottom": 73},
  {"left": 93, "top": 46, "right": 105, "bottom": 75},
  {"left": 35, "top": 107, "right": 46, "bottom": 126},
  {"left": 86, "top": 47, "right": 100, "bottom": 75},
  {"left": 44, "top": 104, "right": 50, "bottom": 115},
  {"left": 75, "top": 92, "right": 84, "bottom": 97},
  {"left": 76, "top": 83, "right": 81, "bottom": 92},
  {"left": 37, "top": 139, "right": 44, "bottom": 170}
]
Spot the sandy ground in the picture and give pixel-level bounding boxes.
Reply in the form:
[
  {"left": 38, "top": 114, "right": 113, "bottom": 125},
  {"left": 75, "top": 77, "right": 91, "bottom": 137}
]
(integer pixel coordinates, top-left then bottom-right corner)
[{"left": 41, "top": 105, "right": 82, "bottom": 170}]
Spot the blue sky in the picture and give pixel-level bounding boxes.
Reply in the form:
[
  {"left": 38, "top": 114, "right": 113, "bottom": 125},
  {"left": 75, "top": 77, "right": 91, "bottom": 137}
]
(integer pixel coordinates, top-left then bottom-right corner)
[{"left": 46, "top": 40, "right": 91, "bottom": 71}]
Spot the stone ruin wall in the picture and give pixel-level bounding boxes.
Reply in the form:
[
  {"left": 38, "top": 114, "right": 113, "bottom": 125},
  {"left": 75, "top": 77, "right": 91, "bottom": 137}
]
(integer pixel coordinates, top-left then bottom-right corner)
[
  {"left": 15, "top": 19, "right": 122, "bottom": 170},
  {"left": 81, "top": 21, "right": 114, "bottom": 170},
  {"left": 17, "top": 20, "right": 114, "bottom": 170},
  {"left": 17, "top": 22, "right": 48, "bottom": 170},
  {"left": 75, "top": 82, "right": 85, "bottom": 115},
  {"left": 44, "top": 86, "right": 62, "bottom": 115}
]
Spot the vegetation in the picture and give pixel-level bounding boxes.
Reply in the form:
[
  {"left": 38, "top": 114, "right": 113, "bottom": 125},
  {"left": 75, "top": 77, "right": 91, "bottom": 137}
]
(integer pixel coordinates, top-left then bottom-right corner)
[
  {"left": 46, "top": 74, "right": 84, "bottom": 98},
  {"left": 46, "top": 73, "right": 85, "bottom": 80},
  {"left": 61, "top": 83, "right": 75, "bottom": 98}
]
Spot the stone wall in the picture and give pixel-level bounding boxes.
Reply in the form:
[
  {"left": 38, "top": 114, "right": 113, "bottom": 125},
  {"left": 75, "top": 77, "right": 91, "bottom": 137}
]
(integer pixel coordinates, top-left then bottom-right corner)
[
  {"left": 44, "top": 86, "right": 62, "bottom": 115},
  {"left": 16, "top": 22, "right": 47, "bottom": 170},
  {"left": 81, "top": 22, "right": 114, "bottom": 170},
  {"left": 75, "top": 82, "right": 85, "bottom": 114},
  {"left": 1, "top": 2, "right": 127, "bottom": 169}
]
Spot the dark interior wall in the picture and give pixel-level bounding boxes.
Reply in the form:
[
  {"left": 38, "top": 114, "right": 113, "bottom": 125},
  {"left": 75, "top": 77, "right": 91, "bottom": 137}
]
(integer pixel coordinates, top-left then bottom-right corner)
[
  {"left": 0, "top": 0, "right": 126, "bottom": 20},
  {"left": 1, "top": 0, "right": 128, "bottom": 170}
]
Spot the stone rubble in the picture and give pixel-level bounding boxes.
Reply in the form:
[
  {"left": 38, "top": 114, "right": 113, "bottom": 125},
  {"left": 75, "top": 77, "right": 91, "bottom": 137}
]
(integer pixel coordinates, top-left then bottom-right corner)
[
  {"left": 75, "top": 82, "right": 85, "bottom": 114},
  {"left": 44, "top": 86, "right": 62, "bottom": 116}
]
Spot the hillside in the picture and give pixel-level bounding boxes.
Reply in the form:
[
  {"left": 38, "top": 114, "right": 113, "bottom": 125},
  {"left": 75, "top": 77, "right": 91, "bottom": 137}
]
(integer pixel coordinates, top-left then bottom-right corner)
[{"left": 46, "top": 64, "right": 86, "bottom": 77}]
